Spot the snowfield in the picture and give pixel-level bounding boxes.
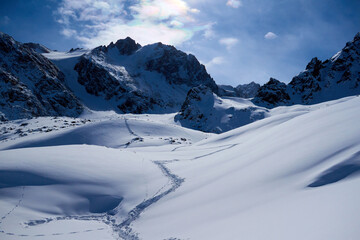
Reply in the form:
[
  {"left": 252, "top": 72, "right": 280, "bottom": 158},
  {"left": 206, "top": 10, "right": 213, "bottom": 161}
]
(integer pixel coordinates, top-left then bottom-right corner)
[{"left": 1, "top": 95, "right": 360, "bottom": 239}]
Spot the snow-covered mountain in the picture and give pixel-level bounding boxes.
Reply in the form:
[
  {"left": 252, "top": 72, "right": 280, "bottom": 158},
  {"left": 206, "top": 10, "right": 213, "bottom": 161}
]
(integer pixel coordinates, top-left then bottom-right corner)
[
  {"left": 254, "top": 32, "right": 360, "bottom": 107},
  {"left": 73, "top": 37, "right": 218, "bottom": 114},
  {"left": 0, "top": 32, "right": 217, "bottom": 120},
  {"left": 0, "top": 32, "right": 84, "bottom": 121},
  {"left": 2, "top": 30, "right": 359, "bottom": 127}
]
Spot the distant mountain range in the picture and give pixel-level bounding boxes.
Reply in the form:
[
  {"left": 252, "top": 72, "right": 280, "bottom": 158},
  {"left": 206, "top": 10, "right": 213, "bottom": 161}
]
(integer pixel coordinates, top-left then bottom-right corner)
[
  {"left": 0, "top": 31, "right": 359, "bottom": 133},
  {"left": 253, "top": 32, "right": 360, "bottom": 107},
  {"left": 176, "top": 32, "right": 360, "bottom": 132}
]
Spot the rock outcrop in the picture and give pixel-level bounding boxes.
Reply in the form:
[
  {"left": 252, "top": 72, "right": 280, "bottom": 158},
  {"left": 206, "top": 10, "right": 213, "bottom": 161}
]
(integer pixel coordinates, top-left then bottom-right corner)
[{"left": 175, "top": 85, "right": 267, "bottom": 133}]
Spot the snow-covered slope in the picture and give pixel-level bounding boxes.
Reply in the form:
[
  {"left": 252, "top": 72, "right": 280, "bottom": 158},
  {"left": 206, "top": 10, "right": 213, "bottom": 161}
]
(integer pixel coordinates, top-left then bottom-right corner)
[
  {"left": 134, "top": 95, "right": 360, "bottom": 240},
  {"left": 0, "top": 113, "right": 209, "bottom": 151},
  {"left": 1, "top": 96, "right": 360, "bottom": 240},
  {"left": 254, "top": 32, "right": 360, "bottom": 107},
  {"left": 0, "top": 32, "right": 84, "bottom": 120}
]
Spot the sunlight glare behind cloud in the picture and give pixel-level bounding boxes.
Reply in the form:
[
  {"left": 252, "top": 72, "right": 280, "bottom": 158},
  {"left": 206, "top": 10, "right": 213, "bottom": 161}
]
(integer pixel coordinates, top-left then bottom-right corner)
[{"left": 55, "top": 0, "right": 207, "bottom": 48}]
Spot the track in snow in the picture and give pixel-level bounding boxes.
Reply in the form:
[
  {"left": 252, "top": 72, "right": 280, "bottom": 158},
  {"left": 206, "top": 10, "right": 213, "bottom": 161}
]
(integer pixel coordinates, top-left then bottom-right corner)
[
  {"left": 108, "top": 160, "right": 184, "bottom": 240},
  {"left": 0, "top": 121, "right": 185, "bottom": 240},
  {"left": 124, "top": 118, "right": 144, "bottom": 148},
  {"left": 0, "top": 186, "right": 25, "bottom": 227}
]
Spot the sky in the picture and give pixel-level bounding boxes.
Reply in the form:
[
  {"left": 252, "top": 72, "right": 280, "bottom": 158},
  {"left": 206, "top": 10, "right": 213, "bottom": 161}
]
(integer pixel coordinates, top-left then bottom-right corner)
[{"left": 0, "top": 0, "right": 359, "bottom": 86}]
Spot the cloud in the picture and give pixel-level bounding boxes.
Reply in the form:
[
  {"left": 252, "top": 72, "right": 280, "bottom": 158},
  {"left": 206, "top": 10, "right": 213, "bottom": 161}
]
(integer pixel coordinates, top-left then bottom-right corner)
[
  {"left": 203, "top": 23, "right": 216, "bottom": 39},
  {"left": 61, "top": 28, "right": 77, "bottom": 38},
  {"left": 206, "top": 56, "right": 225, "bottom": 68},
  {"left": 0, "top": 16, "right": 10, "bottom": 25},
  {"left": 55, "top": 0, "right": 207, "bottom": 48},
  {"left": 226, "top": 0, "right": 242, "bottom": 8},
  {"left": 264, "top": 32, "right": 278, "bottom": 40},
  {"left": 219, "top": 37, "right": 239, "bottom": 50}
]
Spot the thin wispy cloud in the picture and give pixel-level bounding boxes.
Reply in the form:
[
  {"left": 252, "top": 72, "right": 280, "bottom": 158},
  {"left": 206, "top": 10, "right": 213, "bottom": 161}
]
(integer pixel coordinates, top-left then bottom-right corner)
[
  {"left": 61, "top": 28, "right": 77, "bottom": 38},
  {"left": 55, "top": 0, "right": 207, "bottom": 48},
  {"left": 219, "top": 37, "right": 239, "bottom": 50},
  {"left": 264, "top": 32, "right": 278, "bottom": 40},
  {"left": 226, "top": 0, "right": 242, "bottom": 8},
  {"left": 206, "top": 56, "right": 225, "bottom": 68}
]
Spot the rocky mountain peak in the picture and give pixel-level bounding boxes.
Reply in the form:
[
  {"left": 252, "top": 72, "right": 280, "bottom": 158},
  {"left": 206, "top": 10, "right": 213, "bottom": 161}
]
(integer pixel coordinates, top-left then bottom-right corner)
[
  {"left": 252, "top": 78, "right": 290, "bottom": 107},
  {"left": 305, "top": 57, "right": 323, "bottom": 77},
  {"left": 23, "top": 42, "right": 51, "bottom": 53},
  {"left": 0, "top": 32, "right": 18, "bottom": 53},
  {"left": 108, "top": 37, "right": 141, "bottom": 55},
  {"left": 353, "top": 32, "right": 360, "bottom": 43}
]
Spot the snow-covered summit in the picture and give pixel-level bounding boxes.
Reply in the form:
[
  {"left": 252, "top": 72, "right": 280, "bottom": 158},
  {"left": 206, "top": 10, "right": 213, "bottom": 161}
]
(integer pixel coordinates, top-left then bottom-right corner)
[{"left": 73, "top": 37, "right": 218, "bottom": 113}]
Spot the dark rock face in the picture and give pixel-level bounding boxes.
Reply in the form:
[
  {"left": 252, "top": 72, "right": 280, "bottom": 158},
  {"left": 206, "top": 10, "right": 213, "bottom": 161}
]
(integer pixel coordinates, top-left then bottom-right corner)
[
  {"left": 91, "top": 37, "right": 141, "bottom": 56},
  {"left": 253, "top": 32, "right": 360, "bottom": 107},
  {"left": 110, "top": 37, "right": 141, "bottom": 55},
  {"left": 236, "top": 82, "right": 260, "bottom": 98},
  {"left": 74, "top": 38, "right": 218, "bottom": 114},
  {"left": 23, "top": 42, "right": 51, "bottom": 53},
  {"left": 175, "top": 85, "right": 215, "bottom": 131},
  {"left": 253, "top": 78, "right": 290, "bottom": 107},
  {"left": 218, "top": 85, "right": 238, "bottom": 97},
  {"left": 0, "top": 32, "right": 83, "bottom": 120},
  {"left": 0, "top": 71, "right": 46, "bottom": 120},
  {"left": 144, "top": 43, "right": 218, "bottom": 93},
  {"left": 75, "top": 57, "right": 124, "bottom": 99},
  {"left": 178, "top": 85, "right": 214, "bottom": 119},
  {"left": 74, "top": 56, "right": 157, "bottom": 114}
]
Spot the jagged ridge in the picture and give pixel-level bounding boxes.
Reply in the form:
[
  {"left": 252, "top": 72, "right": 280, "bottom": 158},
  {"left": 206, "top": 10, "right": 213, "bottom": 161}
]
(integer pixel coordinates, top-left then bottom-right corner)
[{"left": 253, "top": 32, "right": 360, "bottom": 108}]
